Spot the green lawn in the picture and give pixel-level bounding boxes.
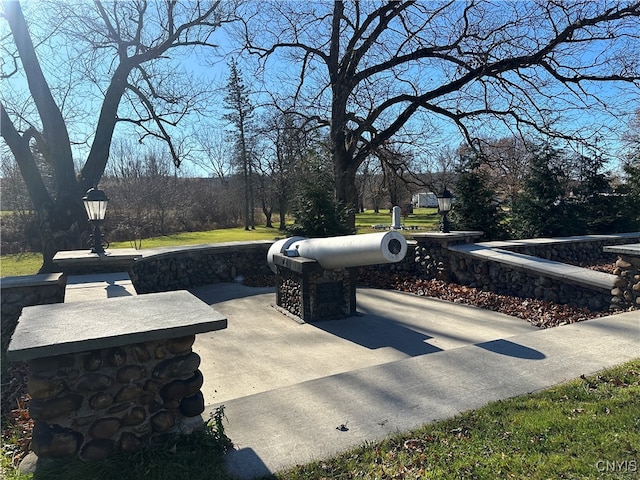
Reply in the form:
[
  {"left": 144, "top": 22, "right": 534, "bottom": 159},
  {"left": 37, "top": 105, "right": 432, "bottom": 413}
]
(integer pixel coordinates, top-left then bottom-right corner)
[
  {"left": 109, "top": 225, "right": 285, "bottom": 249},
  {"left": 355, "top": 207, "right": 439, "bottom": 232},
  {"left": 1, "top": 209, "right": 441, "bottom": 277},
  {"left": 0, "top": 252, "right": 42, "bottom": 277}
]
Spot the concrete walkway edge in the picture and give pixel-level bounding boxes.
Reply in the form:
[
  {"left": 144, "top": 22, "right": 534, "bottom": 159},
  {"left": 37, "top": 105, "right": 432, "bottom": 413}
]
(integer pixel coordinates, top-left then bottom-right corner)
[{"left": 206, "top": 311, "right": 639, "bottom": 479}]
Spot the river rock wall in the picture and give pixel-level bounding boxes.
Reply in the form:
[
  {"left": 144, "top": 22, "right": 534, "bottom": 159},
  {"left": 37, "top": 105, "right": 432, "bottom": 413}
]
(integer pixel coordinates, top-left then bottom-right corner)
[{"left": 28, "top": 335, "right": 203, "bottom": 460}]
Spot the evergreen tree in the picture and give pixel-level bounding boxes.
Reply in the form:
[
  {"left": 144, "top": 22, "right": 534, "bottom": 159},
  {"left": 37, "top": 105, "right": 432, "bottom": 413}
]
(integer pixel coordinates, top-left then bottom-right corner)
[
  {"left": 450, "top": 154, "right": 509, "bottom": 241},
  {"left": 569, "top": 152, "right": 618, "bottom": 234},
  {"left": 618, "top": 152, "right": 640, "bottom": 231},
  {"left": 511, "top": 145, "right": 569, "bottom": 238},
  {"left": 618, "top": 110, "right": 640, "bottom": 230},
  {"left": 287, "top": 173, "right": 355, "bottom": 238},
  {"left": 223, "top": 59, "right": 255, "bottom": 230}
]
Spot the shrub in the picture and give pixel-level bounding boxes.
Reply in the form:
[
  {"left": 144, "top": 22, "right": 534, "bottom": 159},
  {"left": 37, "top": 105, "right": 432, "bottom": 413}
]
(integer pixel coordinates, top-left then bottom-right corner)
[{"left": 287, "top": 178, "right": 355, "bottom": 238}]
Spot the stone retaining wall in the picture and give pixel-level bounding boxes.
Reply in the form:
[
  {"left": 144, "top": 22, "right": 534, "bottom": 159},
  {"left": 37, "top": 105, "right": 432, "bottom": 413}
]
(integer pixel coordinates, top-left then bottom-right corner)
[
  {"left": 27, "top": 335, "right": 204, "bottom": 460},
  {"left": 1, "top": 274, "right": 66, "bottom": 353},
  {"left": 481, "top": 235, "right": 640, "bottom": 264},
  {"left": 130, "top": 241, "right": 273, "bottom": 294},
  {"left": 449, "top": 253, "right": 610, "bottom": 310},
  {"left": 361, "top": 233, "right": 640, "bottom": 311}
]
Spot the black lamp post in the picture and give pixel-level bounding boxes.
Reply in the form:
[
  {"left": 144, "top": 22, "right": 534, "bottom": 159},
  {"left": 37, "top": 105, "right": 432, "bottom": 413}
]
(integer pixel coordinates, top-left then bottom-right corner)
[
  {"left": 437, "top": 187, "right": 453, "bottom": 233},
  {"left": 83, "top": 187, "right": 109, "bottom": 254}
]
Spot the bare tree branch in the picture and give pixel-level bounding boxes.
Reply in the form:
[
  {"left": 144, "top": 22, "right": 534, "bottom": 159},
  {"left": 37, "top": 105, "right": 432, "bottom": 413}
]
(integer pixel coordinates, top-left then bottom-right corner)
[{"left": 240, "top": 0, "right": 640, "bottom": 227}]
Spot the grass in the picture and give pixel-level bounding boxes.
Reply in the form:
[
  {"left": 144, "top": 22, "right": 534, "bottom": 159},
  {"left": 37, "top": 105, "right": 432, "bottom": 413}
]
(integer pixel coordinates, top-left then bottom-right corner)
[
  {"left": 355, "top": 207, "right": 439, "bottom": 233},
  {"left": 0, "top": 209, "right": 441, "bottom": 277},
  {"left": 0, "top": 253, "right": 42, "bottom": 277},
  {"left": 109, "top": 225, "right": 284, "bottom": 249}
]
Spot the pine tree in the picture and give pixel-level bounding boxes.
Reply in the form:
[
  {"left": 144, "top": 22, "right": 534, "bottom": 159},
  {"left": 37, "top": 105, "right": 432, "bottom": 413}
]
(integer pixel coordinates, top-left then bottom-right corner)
[
  {"left": 511, "top": 145, "right": 569, "bottom": 238},
  {"left": 287, "top": 173, "right": 355, "bottom": 238},
  {"left": 223, "top": 59, "right": 255, "bottom": 230},
  {"left": 450, "top": 154, "right": 508, "bottom": 241}
]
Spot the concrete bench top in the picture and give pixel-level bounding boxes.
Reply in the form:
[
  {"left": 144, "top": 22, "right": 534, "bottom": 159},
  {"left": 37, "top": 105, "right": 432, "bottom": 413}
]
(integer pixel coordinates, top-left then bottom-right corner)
[
  {"left": 1, "top": 272, "right": 66, "bottom": 288},
  {"left": 477, "top": 233, "right": 640, "bottom": 249},
  {"left": 6, "top": 290, "right": 227, "bottom": 362},
  {"left": 603, "top": 243, "right": 640, "bottom": 257},
  {"left": 449, "top": 244, "right": 617, "bottom": 290}
]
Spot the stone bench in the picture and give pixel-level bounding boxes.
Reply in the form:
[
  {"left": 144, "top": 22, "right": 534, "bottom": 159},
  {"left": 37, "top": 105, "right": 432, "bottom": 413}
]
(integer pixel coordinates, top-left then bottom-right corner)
[
  {"left": 448, "top": 243, "right": 617, "bottom": 310},
  {"left": 450, "top": 244, "right": 617, "bottom": 290},
  {"left": 1, "top": 273, "right": 67, "bottom": 352},
  {"left": 6, "top": 290, "right": 226, "bottom": 461}
]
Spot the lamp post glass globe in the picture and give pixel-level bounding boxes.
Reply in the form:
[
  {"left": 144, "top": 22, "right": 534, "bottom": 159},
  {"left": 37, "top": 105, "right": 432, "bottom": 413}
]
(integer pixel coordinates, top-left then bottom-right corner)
[
  {"left": 437, "top": 188, "right": 453, "bottom": 233},
  {"left": 83, "top": 188, "right": 109, "bottom": 253}
]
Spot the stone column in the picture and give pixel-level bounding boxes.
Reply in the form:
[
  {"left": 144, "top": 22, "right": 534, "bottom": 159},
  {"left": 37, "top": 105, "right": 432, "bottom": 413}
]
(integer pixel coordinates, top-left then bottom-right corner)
[
  {"left": 411, "top": 231, "right": 484, "bottom": 281},
  {"left": 273, "top": 254, "right": 356, "bottom": 323},
  {"left": 604, "top": 244, "right": 640, "bottom": 311},
  {"left": 6, "top": 290, "right": 227, "bottom": 461}
]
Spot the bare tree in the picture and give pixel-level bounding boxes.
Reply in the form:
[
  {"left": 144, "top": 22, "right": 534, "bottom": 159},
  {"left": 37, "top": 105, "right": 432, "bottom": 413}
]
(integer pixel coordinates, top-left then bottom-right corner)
[
  {"left": 191, "top": 129, "right": 235, "bottom": 182},
  {"left": 418, "top": 145, "right": 462, "bottom": 195},
  {"left": 1, "top": 0, "right": 235, "bottom": 270},
  {"left": 357, "top": 158, "right": 387, "bottom": 213},
  {"left": 256, "top": 109, "right": 319, "bottom": 229},
  {"left": 239, "top": 0, "right": 640, "bottom": 229}
]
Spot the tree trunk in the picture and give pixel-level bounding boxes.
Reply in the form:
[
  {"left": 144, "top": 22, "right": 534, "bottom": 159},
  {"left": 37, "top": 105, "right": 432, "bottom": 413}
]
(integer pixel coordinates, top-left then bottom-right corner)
[
  {"left": 37, "top": 199, "right": 86, "bottom": 273},
  {"left": 333, "top": 147, "right": 359, "bottom": 231},
  {"left": 262, "top": 199, "right": 273, "bottom": 228},
  {"left": 249, "top": 160, "right": 255, "bottom": 229},
  {"left": 278, "top": 191, "right": 287, "bottom": 230}
]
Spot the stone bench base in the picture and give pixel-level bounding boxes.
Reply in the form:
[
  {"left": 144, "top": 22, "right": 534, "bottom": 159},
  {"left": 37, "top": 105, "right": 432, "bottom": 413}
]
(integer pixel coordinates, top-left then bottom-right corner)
[
  {"left": 448, "top": 244, "right": 617, "bottom": 310},
  {"left": 6, "top": 290, "right": 226, "bottom": 460},
  {"left": 1, "top": 273, "right": 67, "bottom": 352}
]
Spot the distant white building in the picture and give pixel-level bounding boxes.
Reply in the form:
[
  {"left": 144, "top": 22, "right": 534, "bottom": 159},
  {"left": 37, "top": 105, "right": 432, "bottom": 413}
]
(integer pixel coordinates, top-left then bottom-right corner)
[{"left": 412, "top": 192, "right": 438, "bottom": 208}]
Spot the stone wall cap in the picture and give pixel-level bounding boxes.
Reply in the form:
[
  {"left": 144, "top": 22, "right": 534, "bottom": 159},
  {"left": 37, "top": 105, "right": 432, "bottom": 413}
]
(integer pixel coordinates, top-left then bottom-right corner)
[
  {"left": 6, "top": 290, "right": 226, "bottom": 362},
  {"left": 449, "top": 244, "right": 617, "bottom": 290},
  {"left": 53, "top": 248, "right": 142, "bottom": 264},
  {"left": 603, "top": 243, "right": 640, "bottom": 256},
  {"left": 478, "top": 233, "right": 640, "bottom": 249},
  {"left": 138, "top": 240, "right": 275, "bottom": 259},
  {"left": 411, "top": 231, "right": 483, "bottom": 240},
  {"left": 1, "top": 272, "right": 66, "bottom": 288}
]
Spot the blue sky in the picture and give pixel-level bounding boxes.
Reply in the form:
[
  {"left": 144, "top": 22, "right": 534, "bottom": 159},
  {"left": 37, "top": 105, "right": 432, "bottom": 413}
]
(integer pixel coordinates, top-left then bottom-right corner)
[{"left": 2, "top": 0, "right": 638, "bottom": 178}]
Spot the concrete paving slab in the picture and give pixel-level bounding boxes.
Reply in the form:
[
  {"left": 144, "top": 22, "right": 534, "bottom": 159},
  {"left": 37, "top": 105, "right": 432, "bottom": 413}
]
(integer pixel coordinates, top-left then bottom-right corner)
[
  {"left": 64, "top": 272, "right": 138, "bottom": 302},
  {"left": 50, "top": 277, "right": 638, "bottom": 478},
  {"left": 184, "top": 283, "right": 639, "bottom": 479},
  {"left": 200, "top": 309, "right": 639, "bottom": 479},
  {"left": 190, "top": 284, "right": 540, "bottom": 405}
]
